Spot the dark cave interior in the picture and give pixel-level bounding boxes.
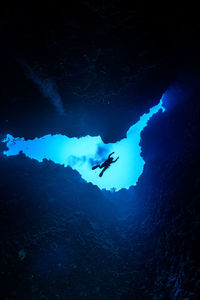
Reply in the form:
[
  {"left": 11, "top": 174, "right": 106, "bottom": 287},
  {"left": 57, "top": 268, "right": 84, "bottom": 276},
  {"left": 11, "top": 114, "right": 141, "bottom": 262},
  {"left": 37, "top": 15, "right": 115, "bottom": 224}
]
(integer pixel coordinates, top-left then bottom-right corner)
[{"left": 0, "top": 2, "right": 200, "bottom": 299}]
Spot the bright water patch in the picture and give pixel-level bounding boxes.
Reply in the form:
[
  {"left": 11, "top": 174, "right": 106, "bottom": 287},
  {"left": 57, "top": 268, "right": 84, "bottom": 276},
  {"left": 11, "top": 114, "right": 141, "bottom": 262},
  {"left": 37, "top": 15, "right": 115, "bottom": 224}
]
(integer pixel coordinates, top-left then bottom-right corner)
[{"left": 3, "top": 100, "right": 165, "bottom": 191}]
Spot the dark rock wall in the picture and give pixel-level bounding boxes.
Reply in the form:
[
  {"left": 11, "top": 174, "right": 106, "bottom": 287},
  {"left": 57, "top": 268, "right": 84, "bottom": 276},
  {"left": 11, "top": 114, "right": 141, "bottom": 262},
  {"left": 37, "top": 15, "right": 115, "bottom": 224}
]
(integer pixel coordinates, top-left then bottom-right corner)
[{"left": 0, "top": 2, "right": 200, "bottom": 299}]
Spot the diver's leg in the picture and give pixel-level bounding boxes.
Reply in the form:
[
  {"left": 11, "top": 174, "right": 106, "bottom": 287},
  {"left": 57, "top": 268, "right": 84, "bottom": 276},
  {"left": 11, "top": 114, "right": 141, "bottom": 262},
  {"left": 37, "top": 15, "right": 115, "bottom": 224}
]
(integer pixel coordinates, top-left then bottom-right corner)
[
  {"left": 99, "top": 169, "right": 104, "bottom": 177},
  {"left": 99, "top": 166, "right": 108, "bottom": 177},
  {"left": 92, "top": 165, "right": 100, "bottom": 170}
]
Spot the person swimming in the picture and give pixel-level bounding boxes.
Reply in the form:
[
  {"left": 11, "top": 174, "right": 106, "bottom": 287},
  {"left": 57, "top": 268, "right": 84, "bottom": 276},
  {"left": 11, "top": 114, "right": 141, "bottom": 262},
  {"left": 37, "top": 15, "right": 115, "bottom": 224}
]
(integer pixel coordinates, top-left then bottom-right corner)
[{"left": 92, "top": 152, "right": 119, "bottom": 177}]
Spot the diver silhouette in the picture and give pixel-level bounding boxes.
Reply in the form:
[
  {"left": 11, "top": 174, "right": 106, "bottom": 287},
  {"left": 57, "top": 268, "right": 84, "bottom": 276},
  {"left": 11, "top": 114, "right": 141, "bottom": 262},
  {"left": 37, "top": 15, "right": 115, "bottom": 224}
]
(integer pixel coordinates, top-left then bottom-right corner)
[{"left": 92, "top": 152, "right": 119, "bottom": 177}]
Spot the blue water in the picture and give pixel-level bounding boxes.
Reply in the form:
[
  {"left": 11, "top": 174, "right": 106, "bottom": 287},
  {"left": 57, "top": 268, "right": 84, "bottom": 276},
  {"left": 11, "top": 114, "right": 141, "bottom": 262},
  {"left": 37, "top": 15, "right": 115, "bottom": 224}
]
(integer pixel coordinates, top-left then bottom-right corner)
[{"left": 3, "top": 99, "right": 165, "bottom": 191}]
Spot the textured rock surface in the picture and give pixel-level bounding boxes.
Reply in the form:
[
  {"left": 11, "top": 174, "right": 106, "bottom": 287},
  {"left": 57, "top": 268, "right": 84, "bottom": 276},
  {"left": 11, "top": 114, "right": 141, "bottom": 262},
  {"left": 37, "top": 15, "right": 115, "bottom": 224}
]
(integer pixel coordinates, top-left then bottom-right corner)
[{"left": 0, "top": 2, "right": 200, "bottom": 299}]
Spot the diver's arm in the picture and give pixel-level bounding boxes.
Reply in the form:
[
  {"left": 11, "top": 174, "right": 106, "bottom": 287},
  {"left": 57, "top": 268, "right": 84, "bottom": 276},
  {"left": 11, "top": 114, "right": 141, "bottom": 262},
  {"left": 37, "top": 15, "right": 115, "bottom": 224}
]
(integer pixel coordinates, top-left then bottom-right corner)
[
  {"left": 113, "top": 157, "right": 119, "bottom": 163},
  {"left": 108, "top": 152, "right": 115, "bottom": 158}
]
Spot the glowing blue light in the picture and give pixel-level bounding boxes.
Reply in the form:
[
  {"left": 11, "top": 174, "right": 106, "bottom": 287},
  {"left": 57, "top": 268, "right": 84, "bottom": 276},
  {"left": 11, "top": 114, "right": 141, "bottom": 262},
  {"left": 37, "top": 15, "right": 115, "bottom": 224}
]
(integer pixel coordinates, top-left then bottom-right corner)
[{"left": 3, "top": 99, "right": 165, "bottom": 191}]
